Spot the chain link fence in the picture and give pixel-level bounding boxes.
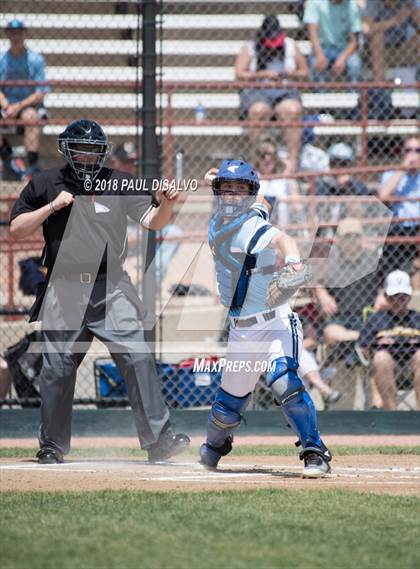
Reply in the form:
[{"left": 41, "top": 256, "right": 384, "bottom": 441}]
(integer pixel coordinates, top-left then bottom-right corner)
[{"left": 0, "top": 0, "right": 419, "bottom": 411}]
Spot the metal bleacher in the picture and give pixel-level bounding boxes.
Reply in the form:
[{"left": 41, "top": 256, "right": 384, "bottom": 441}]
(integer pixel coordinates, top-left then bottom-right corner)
[{"left": 1, "top": 0, "right": 419, "bottom": 173}]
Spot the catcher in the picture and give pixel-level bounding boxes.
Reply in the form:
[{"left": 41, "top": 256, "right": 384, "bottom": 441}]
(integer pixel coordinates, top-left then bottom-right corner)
[{"left": 200, "top": 160, "right": 331, "bottom": 478}]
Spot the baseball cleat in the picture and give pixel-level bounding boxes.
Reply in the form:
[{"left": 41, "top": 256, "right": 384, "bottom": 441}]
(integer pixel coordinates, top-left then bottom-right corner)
[
  {"left": 147, "top": 431, "right": 190, "bottom": 463},
  {"left": 302, "top": 453, "right": 331, "bottom": 478},
  {"left": 36, "top": 449, "right": 64, "bottom": 464}
]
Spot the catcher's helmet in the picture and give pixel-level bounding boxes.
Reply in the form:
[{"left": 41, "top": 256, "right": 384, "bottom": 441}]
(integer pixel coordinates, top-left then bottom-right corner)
[
  {"left": 58, "top": 119, "right": 111, "bottom": 181},
  {"left": 212, "top": 160, "right": 260, "bottom": 217}
]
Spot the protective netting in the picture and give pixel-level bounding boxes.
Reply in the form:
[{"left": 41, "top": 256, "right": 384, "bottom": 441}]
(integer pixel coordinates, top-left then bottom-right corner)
[{"left": 0, "top": 0, "right": 419, "bottom": 411}]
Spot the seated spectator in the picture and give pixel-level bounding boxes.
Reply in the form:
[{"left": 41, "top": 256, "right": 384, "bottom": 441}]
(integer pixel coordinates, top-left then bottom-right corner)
[
  {"left": 358, "top": 270, "right": 420, "bottom": 409},
  {"left": 0, "top": 20, "right": 49, "bottom": 178},
  {"left": 316, "top": 143, "right": 369, "bottom": 236},
  {"left": 304, "top": 0, "right": 363, "bottom": 83},
  {"left": 111, "top": 142, "right": 138, "bottom": 176},
  {"left": 277, "top": 118, "right": 330, "bottom": 173},
  {"left": 314, "top": 218, "right": 382, "bottom": 348},
  {"left": 364, "top": 0, "right": 418, "bottom": 80},
  {"left": 255, "top": 136, "right": 302, "bottom": 227},
  {"left": 378, "top": 136, "right": 420, "bottom": 275},
  {"left": 235, "top": 15, "right": 309, "bottom": 171},
  {"left": 300, "top": 345, "right": 343, "bottom": 407}
]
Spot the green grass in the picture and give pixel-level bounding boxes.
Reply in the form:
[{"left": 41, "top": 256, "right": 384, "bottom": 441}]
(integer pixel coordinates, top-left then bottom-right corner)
[
  {"left": 1, "top": 445, "right": 419, "bottom": 459},
  {"left": 1, "top": 489, "right": 419, "bottom": 569}
]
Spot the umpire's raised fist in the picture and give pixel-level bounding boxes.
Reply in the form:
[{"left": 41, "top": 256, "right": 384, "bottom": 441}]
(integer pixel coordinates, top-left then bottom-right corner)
[{"left": 52, "top": 191, "right": 75, "bottom": 211}]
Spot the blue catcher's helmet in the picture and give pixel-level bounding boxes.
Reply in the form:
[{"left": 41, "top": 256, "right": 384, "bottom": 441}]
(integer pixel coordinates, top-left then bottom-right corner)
[{"left": 212, "top": 159, "right": 260, "bottom": 217}]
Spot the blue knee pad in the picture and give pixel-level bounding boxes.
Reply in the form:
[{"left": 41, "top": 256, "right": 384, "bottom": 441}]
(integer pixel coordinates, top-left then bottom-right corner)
[
  {"left": 207, "top": 388, "right": 251, "bottom": 449},
  {"left": 267, "top": 357, "right": 324, "bottom": 453}
]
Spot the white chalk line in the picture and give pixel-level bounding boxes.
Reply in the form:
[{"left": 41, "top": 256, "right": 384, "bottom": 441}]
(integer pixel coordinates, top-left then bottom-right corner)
[{"left": 1, "top": 461, "right": 420, "bottom": 483}]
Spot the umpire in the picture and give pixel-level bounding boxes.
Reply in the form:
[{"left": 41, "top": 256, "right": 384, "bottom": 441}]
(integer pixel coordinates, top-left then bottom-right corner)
[{"left": 9, "top": 119, "right": 190, "bottom": 464}]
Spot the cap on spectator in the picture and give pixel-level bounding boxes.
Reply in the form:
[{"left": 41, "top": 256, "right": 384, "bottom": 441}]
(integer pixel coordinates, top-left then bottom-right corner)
[
  {"left": 336, "top": 217, "right": 363, "bottom": 236},
  {"left": 113, "top": 142, "right": 138, "bottom": 163},
  {"left": 384, "top": 270, "right": 413, "bottom": 296},
  {"left": 6, "top": 19, "right": 27, "bottom": 30},
  {"left": 328, "top": 143, "right": 353, "bottom": 163}
]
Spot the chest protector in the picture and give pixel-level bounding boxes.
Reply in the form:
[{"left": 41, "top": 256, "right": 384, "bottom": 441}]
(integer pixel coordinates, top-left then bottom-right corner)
[{"left": 208, "top": 209, "right": 261, "bottom": 310}]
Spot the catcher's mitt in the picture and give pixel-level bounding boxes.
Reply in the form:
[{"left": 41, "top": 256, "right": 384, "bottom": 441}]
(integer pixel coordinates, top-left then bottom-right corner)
[{"left": 266, "top": 260, "right": 313, "bottom": 308}]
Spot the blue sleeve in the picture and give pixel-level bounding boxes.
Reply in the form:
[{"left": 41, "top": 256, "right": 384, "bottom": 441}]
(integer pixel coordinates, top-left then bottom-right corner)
[
  {"left": 31, "top": 53, "right": 49, "bottom": 94},
  {"left": 303, "top": 0, "right": 320, "bottom": 25},
  {"left": 380, "top": 170, "right": 394, "bottom": 187},
  {"left": 350, "top": 0, "right": 362, "bottom": 33},
  {"left": 0, "top": 54, "right": 6, "bottom": 81}
]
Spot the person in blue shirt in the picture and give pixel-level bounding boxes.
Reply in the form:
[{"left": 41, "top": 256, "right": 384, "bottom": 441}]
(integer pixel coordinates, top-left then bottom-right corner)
[
  {"left": 199, "top": 160, "right": 332, "bottom": 478},
  {"left": 0, "top": 20, "right": 49, "bottom": 178},
  {"left": 304, "top": 0, "right": 363, "bottom": 82},
  {"left": 378, "top": 137, "right": 420, "bottom": 274}
]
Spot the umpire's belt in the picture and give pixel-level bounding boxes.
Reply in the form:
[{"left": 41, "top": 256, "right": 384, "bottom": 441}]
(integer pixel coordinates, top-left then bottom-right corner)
[
  {"left": 231, "top": 309, "right": 276, "bottom": 328},
  {"left": 64, "top": 271, "right": 108, "bottom": 284}
]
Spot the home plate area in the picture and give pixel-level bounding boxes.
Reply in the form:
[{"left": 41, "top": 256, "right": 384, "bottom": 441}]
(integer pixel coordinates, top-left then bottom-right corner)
[{"left": 1, "top": 455, "right": 419, "bottom": 495}]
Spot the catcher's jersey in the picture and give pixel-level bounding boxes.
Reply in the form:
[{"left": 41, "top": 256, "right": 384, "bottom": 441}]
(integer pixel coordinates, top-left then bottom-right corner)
[{"left": 218, "top": 203, "right": 288, "bottom": 317}]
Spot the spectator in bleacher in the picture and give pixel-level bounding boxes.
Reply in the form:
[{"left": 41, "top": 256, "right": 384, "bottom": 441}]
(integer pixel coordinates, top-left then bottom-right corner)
[
  {"left": 0, "top": 20, "right": 49, "bottom": 178},
  {"left": 278, "top": 119, "right": 330, "bottom": 172},
  {"left": 358, "top": 269, "right": 420, "bottom": 409},
  {"left": 378, "top": 136, "right": 420, "bottom": 274},
  {"left": 314, "top": 217, "right": 382, "bottom": 348},
  {"left": 255, "top": 135, "right": 303, "bottom": 227},
  {"left": 364, "top": 0, "right": 418, "bottom": 80},
  {"left": 300, "top": 341, "right": 343, "bottom": 407},
  {"left": 235, "top": 15, "right": 309, "bottom": 172},
  {"left": 304, "top": 0, "right": 363, "bottom": 83},
  {"left": 315, "top": 143, "right": 369, "bottom": 236},
  {"left": 111, "top": 142, "right": 138, "bottom": 177}
]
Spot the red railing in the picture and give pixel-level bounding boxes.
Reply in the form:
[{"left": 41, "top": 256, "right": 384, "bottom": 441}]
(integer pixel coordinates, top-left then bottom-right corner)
[
  {"left": 1, "top": 78, "right": 418, "bottom": 180},
  {"left": 1, "top": 80, "right": 419, "bottom": 312}
]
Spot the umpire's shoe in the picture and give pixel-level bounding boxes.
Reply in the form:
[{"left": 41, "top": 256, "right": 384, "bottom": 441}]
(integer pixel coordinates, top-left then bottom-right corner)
[
  {"left": 147, "top": 426, "right": 190, "bottom": 463},
  {"left": 36, "top": 449, "right": 64, "bottom": 464},
  {"left": 199, "top": 437, "right": 233, "bottom": 470},
  {"left": 300, "top": 442, "right": 332, "bottom": 479}
]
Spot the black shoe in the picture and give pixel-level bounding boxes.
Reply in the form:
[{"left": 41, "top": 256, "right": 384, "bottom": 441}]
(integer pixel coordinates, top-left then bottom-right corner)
[
  {"left": 147, "top": 429, "right": 190, "bottom": 463},
  {"left": 302, "top": 453, "right": 331, "bottom": 478},
  {"left": 36, "top": 449, "right": 63, "bottom": 464}
]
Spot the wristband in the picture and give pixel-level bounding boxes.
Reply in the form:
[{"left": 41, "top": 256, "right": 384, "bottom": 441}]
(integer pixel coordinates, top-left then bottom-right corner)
[
  {"left": 285, "top": 255, "right": 301, "bottom": 265},
  {"left": 49, "top": 201, "right": 57, "bottom": 215}
]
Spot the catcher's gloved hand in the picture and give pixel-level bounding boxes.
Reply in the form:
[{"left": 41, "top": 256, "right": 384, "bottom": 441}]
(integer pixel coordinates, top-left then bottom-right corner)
[{"left": 266, "top": 260, "right": 313, "bottom": 308}]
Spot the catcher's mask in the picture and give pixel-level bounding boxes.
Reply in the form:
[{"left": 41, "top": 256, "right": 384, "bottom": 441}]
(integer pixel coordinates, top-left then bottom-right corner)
[
  {"left": 58, "top": 119, "right": 111, "bottom": 181},
  {"left": 212, "top": 159, "right": 260, "bottom": 217}
]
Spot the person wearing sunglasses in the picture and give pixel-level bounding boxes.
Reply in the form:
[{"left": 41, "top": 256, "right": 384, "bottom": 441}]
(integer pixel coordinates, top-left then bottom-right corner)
[{"left": 378, "top": 137, "right": 420, "bottom": 275}]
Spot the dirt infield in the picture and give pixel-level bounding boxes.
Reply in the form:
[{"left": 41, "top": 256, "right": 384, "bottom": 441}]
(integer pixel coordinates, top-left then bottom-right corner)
[{"left": 1, "top": 435, "right": 419, "bottom": 496}]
